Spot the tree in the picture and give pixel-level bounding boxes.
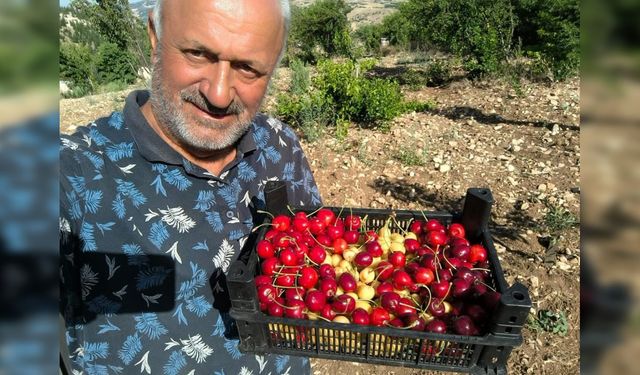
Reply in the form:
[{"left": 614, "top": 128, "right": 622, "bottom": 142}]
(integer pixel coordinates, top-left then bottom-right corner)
[{"left": 288, "top": 0, "right": 353, "bottom": 63}]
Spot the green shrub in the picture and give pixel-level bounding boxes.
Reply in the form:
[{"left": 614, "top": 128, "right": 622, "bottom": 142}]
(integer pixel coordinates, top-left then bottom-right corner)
[
  {"left": 514, "top": 0, "right": 579, "bottom": 80},
  {"left": 288, "top": 0, "right": 353, "bottom": 64},
  {"left": 60, "top": 42, "right": 96, "bottom": 93},
  {"left": 95, "top": 42, "right": 137, "bottom": 85},
  {"left": 277, "top": 59, "right": 434, "bottom": 137}
]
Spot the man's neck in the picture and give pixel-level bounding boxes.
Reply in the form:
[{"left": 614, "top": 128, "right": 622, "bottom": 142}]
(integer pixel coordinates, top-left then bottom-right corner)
[{"left": 140, "top": 101, "right": 237, "bottom": 177}]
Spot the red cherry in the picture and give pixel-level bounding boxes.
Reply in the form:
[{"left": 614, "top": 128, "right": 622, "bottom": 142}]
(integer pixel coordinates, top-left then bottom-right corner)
[
  {"left": 448, "top": 223, "right": 466, "bottom": 238},
  {"left": 392, "top": 270, "right": 413, "bottom": 290},
  {"left": 343, "top": 230, "right": 360, "bottom": 244},
  {"left": 344, "top": 215, "right": 362, "bottom": 231},
  {"left": 272, "top": 215, "right": 291, "bottom": 232},
  {"left": 292, "top": 216, "right": 309, "bottom": 232},
  {"left": 403, "top": 238, "right": 420, "bottom": 254},
  {"left": 285, "top": 287, "right": 305, "bottom": 302},
  {"left": 380, "top": 292, "right": 401, "bottom": 311},
  {"left": 304, "top": 290, "right": 326, "bottom": 312},
  {"left": 396, "top": 300, "right": 417, "bottom": 318},
  {"left": 428, "top": 230, "right": 448, "bottom": 246},
  {"left": 267, "top": 298, "right": 284, "bottom": 317},
  {"left": 331, "top": 294, "right": 355, "bottom": 314},
  {"left": 409, "top": 220, "right": 424, "bottom": 235},
  {"left": 264, "top": 229, "right": 279, "bottom": 241},
  {"left": 366, "top": 241, "right": 383, "bottom": 257},
  {"left": 354, "top": 251, "right": 373, "bottom": 268},
  {"left": 256, "top": 240, "right": 275, "bottom": 259},
  {"left": 338, "top": 273, "right": 357, "bottom": 292},
  {"left": 425, "top": 319, "right": 447, "bottom": 333},
  {"left": 332, "top": 238, "right": 348, "bottom": 255},
  {"left": 321, "top": 304, "right": 336, "bottom": 321},
  {"left": 298, "top": 266, "right": 319, "bottom": 289},
  {"left": 319, "top": 278, "right": 338, "bottom": 298},
  {"left": 428, "top": 299, "right": 446, "bottom": 317},
  {"left": 453, "top": 315, "right": 478, "bottom": 336},
  {"left": 376, "top": 282, "right": 394, "bottom": 296},
  {"left": 284, "top": 300, "right": 306, "bottom": 319},
  {"left": 413, "top": 267, "right": 434, "bottom": 285},
  {"left": 450, "top": 245, "right": 471, "bottom": 261},
  {"left": 469, "top": 244, "right": 488, "bottom": 263},
  {"left": 316, "top": 234, "right": 332, "bottom": 247},
  {"left": 431, "top": 281, "right": 451, "bottom": 299},
  {"left": 319, "top": 264, "right": 336, "bottom": 279},
  {"left": 352, "top": 308, "right": 370, "bottom": 325},
  {"left": 261, "top": 257, "right": 281, "bottom": 276},
  {"left": 275, "top": 273, "right": 295, "bottom": 288},
  {"left": 370, "top": 307, "right": 390, "bottom": 326},
  {"left": 257, "top": 284, "right": 277, "bottom": 304},
  {"left": 326, "top": 224, "right": 344, "bottom": 240},
  {"left": 279, "top": 248, "right": 298, "bottom": 266},
  {"left": 375, "top": 261, "right": 394, "bottom": 281},
  {"left": 316, "top": 208, "right": 336, "bottom": 227},
  {"left": 388, "top": 251, "right": 406, "bottom": 267},
  {"left": 307, "top": 245, "right": 326, "bottom": 265},
  {"left": 308, "top": 218, "right": 325, "bottom": 235},
  {"left": 425, "top": 219, "right": 444, "bottom": 232}
]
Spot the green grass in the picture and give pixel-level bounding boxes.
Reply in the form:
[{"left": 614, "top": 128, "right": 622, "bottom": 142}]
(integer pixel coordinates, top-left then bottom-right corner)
[
  {"left": 394, "top": 147, "right": 429, "bottom": 167},
  {"left": 527, "top": 309, "right": 569, "bottom": 336},
  {"left": 543, "top": 202, "right": 578, "bottom": 233}
]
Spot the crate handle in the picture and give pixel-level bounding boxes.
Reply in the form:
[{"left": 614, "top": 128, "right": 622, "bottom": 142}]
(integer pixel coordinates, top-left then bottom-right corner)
[{"left": 461, "top": 188, "right": 493, "bottom": 242}]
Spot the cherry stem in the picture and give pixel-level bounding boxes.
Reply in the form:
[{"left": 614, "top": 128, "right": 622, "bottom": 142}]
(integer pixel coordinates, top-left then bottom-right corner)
[
  {"left": 307, "top": 206, "right": 324, "bottom": 217},
  {"left": 308, "top": 233, "right": 333, "bottom": 251},
  {"left": 286, "top": 205, "right": 296, "bottom": 216},
  {"left": 471, "top": 267, "right": 491, "bottom": 272},
  {"left": 334, "top": 206, "right": 345, "bottom": 226},
  {"left": 385, "top": 320, "right": 419, "bottom": 330},
  {"left": 475, "top": 279, "right": 497, "bottom": 292},
  {"left": 256, "top": 210, "right": 274, "bottom": 219},
  {"left": 251, "top": 222, "right": 275, "bottom": 233},
  {"left": 390, "top": 215, "right": 407, "bottom": 236},
  {"left": 441, "top": 249, "right": 457, "bottom": 271},
  {"left": 304, "top": 254, "right": 319, "bottom": 266},
  {"left": 419, "top": 210, "right": 429, "bottom": 223}
]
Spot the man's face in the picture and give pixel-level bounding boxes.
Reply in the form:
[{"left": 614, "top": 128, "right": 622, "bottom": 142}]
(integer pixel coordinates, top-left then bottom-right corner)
[{"left": 148, "top": 0, "right": 285, "bottom": 154}]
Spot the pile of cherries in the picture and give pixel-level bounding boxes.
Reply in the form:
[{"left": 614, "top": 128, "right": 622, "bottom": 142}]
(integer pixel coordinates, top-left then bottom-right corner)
[{"left": 254, "top": 208, "right": 501, "bottom": 336}]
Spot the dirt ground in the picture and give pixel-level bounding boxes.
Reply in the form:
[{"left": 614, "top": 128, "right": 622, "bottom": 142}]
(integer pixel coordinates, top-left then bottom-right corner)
[{"left": 60, "top": 59, "right": 580, "bottom": 374}]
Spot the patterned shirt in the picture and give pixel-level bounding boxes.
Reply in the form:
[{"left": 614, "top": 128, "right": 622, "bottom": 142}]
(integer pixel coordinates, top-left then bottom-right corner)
[{"left": 60, "top": 90, "right": 321, "bottom": 375}]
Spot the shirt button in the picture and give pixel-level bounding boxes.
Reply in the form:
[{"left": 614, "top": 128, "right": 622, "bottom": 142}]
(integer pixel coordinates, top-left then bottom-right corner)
[{"left": 226, "top": 211, "right": 234, "bottom": 218}]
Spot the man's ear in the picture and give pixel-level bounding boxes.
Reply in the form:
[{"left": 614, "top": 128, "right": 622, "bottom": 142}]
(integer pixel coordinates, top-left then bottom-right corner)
[{"left": 148, "top": 13, "right": 159, "bottom": 61}]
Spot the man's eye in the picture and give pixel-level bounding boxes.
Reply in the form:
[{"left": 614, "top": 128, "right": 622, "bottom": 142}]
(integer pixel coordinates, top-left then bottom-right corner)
[
  {"left": 235, "top": 63, "right": 259, "bottom": 77},
  {"left": 186, "top": 50, "right": 205, "bottom": 58}
]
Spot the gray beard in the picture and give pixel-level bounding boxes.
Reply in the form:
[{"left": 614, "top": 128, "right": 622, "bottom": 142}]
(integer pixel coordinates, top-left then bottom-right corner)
[{"left": 149, "top": 59, "right": 254, "bottom": 153}]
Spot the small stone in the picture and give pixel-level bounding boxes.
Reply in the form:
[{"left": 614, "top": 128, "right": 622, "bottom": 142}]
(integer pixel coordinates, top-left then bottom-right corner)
[
  {"left": 439, "top": 164, "right": 451, "bottom": 173},
  {"left": 507, "top": 164, "right": 515, "bottom": 172},
  {"left": 537, "top": 184, "right": 547, "bottom": 192},
  {"left": 520, "top": 202, "right": 530, "bottom": 210},
  {"left": 495, "top": 243, "right": 506, "bottom": 253},
  {"left": 409, "top": 171, "right": 415, "bottom": 177},
  {"left": 551, "top": 124, "right": 561, "bottom": 135}
]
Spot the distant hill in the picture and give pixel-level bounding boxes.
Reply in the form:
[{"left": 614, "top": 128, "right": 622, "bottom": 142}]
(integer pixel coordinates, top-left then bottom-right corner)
[{"left": 130, "top": 0, "right": 154, "bottom": 21}]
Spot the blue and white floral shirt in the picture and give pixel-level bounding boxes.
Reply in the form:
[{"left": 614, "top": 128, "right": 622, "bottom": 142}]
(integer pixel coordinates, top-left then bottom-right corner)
[{"left": 60, "top": 90, "right": 321, "bottom": 375}]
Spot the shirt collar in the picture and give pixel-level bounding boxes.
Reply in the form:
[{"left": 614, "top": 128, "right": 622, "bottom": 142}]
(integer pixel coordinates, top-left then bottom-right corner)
[{"left": 124, "top": 90, "right": 258, "bottom": 166}]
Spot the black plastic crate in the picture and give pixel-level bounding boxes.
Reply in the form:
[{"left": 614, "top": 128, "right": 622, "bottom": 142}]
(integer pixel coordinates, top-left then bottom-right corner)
[{"left": 228, "top": 183, "right": 531, "bottom": 374}]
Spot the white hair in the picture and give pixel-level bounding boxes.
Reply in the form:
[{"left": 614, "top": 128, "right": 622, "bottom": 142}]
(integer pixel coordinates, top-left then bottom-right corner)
[{"left": 152, "top": 0, "right": 291, "bottom": 42}]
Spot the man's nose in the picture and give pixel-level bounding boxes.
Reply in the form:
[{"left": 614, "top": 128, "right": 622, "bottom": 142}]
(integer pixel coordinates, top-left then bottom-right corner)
[{"left": 200, "top": 62, "right": 234, "bottom": 109}]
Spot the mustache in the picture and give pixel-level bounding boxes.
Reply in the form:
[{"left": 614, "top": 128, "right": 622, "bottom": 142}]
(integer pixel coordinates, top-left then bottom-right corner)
[{"left": 180, "top": 89, "right": 245, "bottom": 116}]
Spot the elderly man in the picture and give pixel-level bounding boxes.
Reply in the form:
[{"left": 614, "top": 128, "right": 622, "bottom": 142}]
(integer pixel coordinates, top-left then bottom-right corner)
[{"left": 60, "top": 0, "right": 319, "bottom": 373}]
